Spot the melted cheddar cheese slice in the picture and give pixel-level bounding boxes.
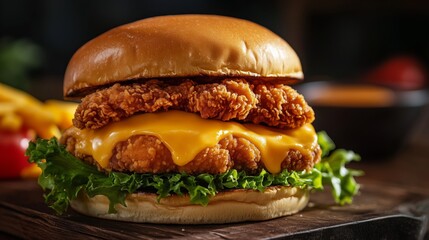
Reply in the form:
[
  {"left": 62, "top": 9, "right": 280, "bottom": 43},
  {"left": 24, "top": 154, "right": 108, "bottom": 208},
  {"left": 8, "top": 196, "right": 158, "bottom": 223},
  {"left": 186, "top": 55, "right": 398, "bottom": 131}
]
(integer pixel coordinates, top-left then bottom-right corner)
[{"left": 68, "top": 110, "right": 318, "bottom": 174}]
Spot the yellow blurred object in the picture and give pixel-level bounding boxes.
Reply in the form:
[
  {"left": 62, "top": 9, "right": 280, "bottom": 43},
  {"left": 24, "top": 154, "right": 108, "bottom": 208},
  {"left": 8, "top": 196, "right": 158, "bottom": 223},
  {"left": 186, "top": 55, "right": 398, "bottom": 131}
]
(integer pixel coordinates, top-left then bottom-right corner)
[
  {"left": 44, "top": 100, "right": 77, "bottom": 129},
  {"left": 20, "top": 164, "right": 42, "bottom": 179},
  {"left": 0, "top": 102, "right": 17, "bottom": 114},
  {"left": 0, "top": 103, "right": 22, "bottom": 130},
  {"left": 0, "top": 83, "right": 61, "bottom": 138}
]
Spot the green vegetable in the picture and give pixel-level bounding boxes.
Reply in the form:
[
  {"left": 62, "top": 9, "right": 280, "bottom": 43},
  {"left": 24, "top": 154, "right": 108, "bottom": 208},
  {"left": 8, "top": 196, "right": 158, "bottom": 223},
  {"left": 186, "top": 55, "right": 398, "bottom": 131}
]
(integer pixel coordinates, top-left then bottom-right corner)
[
  {"left": 0, "top": 38, "right": 44, "bottom": 90},
  {"left": 26, "top": 132, "right": 361, "bottom": 215},
  {"left": 315, "top": 131, "right": 363, "bottom": 204}
]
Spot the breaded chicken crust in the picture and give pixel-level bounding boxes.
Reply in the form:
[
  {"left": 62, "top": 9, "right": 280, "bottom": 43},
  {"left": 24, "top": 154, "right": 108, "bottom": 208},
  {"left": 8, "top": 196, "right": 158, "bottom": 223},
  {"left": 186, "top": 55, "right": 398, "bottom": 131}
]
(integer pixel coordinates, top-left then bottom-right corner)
[
  {"left": 61, "top": 133, "right": 321, "bottom": 174},
  {"left": 73, "top": 79, "right": 314, "bottom": 130}
]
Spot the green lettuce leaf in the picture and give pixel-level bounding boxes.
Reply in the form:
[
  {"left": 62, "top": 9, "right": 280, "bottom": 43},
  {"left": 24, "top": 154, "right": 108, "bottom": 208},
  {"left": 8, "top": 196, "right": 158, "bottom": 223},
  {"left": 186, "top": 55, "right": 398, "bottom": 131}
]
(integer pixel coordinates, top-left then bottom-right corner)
[
  {"left": 26, "top": 132, "right": 361, "bottom": 214},
  {"left": 315, "top": 131, "right": 363, "bottom": 204}
]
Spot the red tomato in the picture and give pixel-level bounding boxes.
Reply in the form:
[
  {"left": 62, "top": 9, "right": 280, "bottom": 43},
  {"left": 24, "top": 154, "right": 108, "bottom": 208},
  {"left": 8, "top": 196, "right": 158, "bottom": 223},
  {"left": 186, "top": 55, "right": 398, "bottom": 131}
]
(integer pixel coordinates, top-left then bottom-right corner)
[
  {"left": 0, "top": 128, "right": 33, "bottom": 179},
  {"left": 365, "top": 56, "right": 427, "bottom": 90}
]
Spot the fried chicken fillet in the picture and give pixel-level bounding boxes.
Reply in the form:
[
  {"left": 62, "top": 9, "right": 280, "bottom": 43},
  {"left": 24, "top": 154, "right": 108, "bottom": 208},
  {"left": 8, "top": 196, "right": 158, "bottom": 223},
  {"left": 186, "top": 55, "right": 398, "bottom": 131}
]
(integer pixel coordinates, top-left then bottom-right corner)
[
  {"left": 62, "top": 128, "right": 321, "bottom": 175},
  {"left": 73, "top": 79, "right": 314, "bottom": 130}
]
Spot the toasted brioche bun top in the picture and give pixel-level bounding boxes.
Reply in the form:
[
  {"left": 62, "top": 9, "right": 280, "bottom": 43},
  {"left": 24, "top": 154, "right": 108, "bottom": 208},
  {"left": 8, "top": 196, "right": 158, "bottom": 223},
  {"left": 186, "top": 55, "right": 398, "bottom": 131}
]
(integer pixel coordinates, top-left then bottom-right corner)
[{"left": 64, "top": 14, "right": 303, "bottom": 98}]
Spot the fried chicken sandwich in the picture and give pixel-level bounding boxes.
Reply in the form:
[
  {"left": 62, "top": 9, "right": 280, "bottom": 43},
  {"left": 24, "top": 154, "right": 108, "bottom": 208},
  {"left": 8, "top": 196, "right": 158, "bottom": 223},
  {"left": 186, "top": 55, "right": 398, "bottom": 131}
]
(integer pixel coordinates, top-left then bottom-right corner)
[{"left": 27, "top": 15, "right": 361, "bottom": 224}]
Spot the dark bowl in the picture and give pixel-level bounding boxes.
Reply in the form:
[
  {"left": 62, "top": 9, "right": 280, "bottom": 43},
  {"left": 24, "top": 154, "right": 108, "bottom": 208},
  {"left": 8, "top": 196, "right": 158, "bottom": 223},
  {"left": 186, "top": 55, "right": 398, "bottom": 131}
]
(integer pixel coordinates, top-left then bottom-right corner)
[{"left": 296, "top": 81, "right": 429, "bottom": 160}]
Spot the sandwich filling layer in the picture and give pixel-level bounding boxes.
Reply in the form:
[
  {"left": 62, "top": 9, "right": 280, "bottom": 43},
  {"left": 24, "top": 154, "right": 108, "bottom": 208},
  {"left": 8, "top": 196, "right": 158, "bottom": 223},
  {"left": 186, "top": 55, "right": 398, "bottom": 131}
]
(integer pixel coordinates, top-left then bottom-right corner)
[{"left": 62, "top": 111, "right": 320, "bottom": 174}]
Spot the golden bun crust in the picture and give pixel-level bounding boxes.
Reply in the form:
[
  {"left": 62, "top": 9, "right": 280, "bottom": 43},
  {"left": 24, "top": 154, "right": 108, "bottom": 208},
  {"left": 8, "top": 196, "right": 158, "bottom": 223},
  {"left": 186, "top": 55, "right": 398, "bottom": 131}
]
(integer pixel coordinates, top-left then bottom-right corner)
[
  {"left": 70, "top": 186, "right": 309, "bottom": 224},
  {"left": 64, "top": 14, "right": 303, "bottom": 98}
]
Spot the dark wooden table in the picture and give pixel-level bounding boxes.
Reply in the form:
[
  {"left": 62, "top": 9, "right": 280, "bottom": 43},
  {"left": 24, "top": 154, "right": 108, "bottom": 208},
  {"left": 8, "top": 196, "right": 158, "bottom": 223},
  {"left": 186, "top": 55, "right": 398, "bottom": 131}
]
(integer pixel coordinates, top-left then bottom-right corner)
[{"left": 1, "top": 108, "right": 429, "bottom": 239}]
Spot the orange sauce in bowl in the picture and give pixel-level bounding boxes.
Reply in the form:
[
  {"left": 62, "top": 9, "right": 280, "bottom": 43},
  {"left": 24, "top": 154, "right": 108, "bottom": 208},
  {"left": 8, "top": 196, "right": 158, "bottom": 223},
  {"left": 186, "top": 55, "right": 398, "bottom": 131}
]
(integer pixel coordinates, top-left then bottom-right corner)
[{"left": 306, "top": 85, "right": 396, "bottom": 107}]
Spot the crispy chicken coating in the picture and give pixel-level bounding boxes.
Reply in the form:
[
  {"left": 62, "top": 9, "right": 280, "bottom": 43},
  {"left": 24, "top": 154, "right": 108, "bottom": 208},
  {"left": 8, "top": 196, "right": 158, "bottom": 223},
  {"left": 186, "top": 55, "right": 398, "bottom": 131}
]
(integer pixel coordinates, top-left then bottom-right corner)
[
  {"left": 61, "top": 133, "right": 321, "bottom": 175},
  {"left": 73, "top": 79, "right": 314, "bottom": 130}
]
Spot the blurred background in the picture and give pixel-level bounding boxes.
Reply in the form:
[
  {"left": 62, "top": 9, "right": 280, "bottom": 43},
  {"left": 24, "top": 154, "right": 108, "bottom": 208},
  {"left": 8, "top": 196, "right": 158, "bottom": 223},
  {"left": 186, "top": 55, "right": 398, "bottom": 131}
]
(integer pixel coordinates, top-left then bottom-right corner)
[{"left": 1, "top": 0, "right": 428, "bottom": 99}]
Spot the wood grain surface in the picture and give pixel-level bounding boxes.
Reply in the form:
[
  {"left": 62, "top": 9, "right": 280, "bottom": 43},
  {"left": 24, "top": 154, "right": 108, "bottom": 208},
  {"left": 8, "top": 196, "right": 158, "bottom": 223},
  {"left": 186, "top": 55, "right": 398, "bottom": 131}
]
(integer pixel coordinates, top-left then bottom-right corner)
[{"left": 0, "top": 178, "right": 428, "bottom": 239}]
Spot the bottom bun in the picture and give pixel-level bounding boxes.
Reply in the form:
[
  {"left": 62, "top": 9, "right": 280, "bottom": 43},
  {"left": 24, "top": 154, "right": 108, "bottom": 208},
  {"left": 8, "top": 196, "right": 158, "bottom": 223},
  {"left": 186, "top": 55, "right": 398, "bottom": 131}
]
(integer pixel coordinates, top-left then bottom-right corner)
[{"left": 70, "top": 186, "right": 309, "bottom": 224}]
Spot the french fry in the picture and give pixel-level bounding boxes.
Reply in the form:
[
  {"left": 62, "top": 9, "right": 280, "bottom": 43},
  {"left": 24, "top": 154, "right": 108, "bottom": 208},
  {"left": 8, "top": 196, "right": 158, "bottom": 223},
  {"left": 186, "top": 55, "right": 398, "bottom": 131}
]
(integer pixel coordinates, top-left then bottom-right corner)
[
  {"left": 0, "top": 102, "right": 17, "bottom": 114},
  {"left": 17, "top": 107, "right": 59, "bottom": 138},
  {"left": 44, "top": 100, "right": 77, "bottom": 129},
  {"left": 0, "top": 83, "right": 60, "bottom": 139},
  {"left": 0, "top": 112, "right": 22, "bottom": 131},
  {"left": 0, "top": 103, "right": 22, "bottom": 130}
]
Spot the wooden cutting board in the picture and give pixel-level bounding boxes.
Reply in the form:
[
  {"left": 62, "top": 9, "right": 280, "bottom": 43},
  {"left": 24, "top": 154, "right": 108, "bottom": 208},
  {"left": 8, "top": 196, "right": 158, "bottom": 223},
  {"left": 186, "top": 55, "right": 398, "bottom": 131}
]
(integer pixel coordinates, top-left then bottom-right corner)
[{"left": 0, "top": 179, "right": 427, "bottom": 239}]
